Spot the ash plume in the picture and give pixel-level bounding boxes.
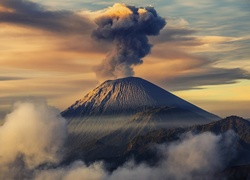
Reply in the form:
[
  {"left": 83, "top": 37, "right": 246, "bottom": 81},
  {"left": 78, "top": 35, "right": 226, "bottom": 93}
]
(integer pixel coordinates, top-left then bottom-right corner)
[{"left": 92, "top": 3, "right": 166, "bottom": 81}]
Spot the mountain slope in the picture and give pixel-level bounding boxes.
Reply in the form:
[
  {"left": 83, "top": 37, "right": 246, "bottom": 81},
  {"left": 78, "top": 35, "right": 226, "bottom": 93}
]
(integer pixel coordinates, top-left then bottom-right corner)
[
  {"left": 62, "top": 77, "right": 219, "bottom": 121},
  {"left": 63, "top": 116, "right": 250, "bottom": 176},
  {"left": 128, "top": 116, "right": 250, "bottom": 165},
  {"left": 62, "top": 77, "right": 222, "bottom": 167}
]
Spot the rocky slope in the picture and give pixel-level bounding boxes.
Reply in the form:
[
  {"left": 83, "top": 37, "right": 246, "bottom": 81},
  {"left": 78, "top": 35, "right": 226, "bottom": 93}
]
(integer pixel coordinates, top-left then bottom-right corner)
[{"left": 62, "top": 77, "right": 219, "bottom": 122}]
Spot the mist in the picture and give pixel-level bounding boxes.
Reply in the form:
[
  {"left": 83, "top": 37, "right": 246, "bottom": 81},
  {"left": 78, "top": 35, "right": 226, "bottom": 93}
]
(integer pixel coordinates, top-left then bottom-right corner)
[
  {"left": 35, "top": 131, "right": 237, "bottom": 180},
  {"left": 0, "top": 101, "right": 67, "bottom": 179},
  {"left": 0, "top": 101, "right": 237, "bottom": 180}
]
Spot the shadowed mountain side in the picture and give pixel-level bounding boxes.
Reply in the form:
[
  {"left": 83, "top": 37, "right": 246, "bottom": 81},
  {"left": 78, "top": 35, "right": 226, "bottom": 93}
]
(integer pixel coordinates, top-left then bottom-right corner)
[
  {"left": 63, "top": 116, "right": 250, "bottom": 174},
  {"left": 63, "top": 106, "right": 214, "bottom": 166},
  {"left": 128, "top": 116, "right": 250, "bottom": 166},
  {"left": 130, "top": 106, "right": 211, "bottom": 126},
  {"left": 128, "top": 117, "right": 250, "bottom": 180},
  {"left": 62, "top": 77, "right": 221, "bottom": 164},
  {"left": 221, "top": 164, "right": 250, "bottom": 180},
  {"left": 64, "top": 105, "right": 211, "bottom": 157}
]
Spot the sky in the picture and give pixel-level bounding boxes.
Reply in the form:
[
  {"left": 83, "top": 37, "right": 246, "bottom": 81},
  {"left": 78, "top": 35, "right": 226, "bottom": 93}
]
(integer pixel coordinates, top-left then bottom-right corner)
[{"left": 0, "top": 0, "right": 250, "bottom": 119}]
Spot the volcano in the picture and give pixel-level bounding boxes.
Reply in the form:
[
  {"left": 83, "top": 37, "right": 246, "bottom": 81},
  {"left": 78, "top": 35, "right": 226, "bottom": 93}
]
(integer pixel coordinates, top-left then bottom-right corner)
[
  {"left": 61, "top": 77, "right": 250, "bottom": 171},
  {"left": 62, "top": 77, "right": 219, "bottom": 122}
]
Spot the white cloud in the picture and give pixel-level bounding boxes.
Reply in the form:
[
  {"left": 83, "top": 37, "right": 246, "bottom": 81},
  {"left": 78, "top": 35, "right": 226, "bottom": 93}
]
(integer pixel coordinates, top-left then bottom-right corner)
[
  {"left": 0, "top": 101, "right": 67, "bottom": 179},
  {"left": 35, "top": 161, "right": 105, "bottom": 180},
  {"left": 0, "top": 100, "right": 237, "bottom": 180},
  {"left": 35, "top": 131, "right": 237, "bottom": 180}
]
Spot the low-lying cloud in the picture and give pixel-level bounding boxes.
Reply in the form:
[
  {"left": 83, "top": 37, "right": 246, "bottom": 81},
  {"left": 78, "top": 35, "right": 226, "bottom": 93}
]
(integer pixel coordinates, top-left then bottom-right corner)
[
  {"left": 0, "top": 101, "right": 67, "bottom": 179},
  {"left": 35, "top": 161, "right": 105, "bottom": 180},
  {"left": 0, "top": 101, "right": 237, "bottom": 180},
  {"left": 35, "top": 131, "right": 237, "bottom": 180}
]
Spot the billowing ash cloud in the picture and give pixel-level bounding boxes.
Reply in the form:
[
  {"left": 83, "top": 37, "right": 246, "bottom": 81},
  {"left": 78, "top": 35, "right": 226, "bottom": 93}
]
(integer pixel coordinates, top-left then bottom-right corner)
[{"left": 92, "top": 3, "right": 166, "bottom": 80}]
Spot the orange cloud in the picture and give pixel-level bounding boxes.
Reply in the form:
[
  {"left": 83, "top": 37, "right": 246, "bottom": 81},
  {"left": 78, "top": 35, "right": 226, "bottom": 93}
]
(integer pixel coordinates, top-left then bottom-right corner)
[
  {"left": 0, "top": 0, "right": 250, "bottom": 118},
  {"left": 0, "top": 6, "right": 13, "bottom": 13}
]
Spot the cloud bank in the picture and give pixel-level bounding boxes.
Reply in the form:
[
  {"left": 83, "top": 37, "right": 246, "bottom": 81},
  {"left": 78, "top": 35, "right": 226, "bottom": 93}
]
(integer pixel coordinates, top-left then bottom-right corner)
[
  {"left": 0, "top": 101, "right": 237, "bottom": 179},
  {"left": 35, "top": 131, "right": 237, "bottom": 180},
  {"left": 0, "top": 101, "right": 67, "bottom": 179}
]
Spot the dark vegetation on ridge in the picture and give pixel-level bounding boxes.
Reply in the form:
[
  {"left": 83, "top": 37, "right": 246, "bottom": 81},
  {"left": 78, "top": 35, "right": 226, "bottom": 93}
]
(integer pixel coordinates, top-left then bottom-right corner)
[{"left": 62, "top": 116, "right": 250, "bottom": 179}]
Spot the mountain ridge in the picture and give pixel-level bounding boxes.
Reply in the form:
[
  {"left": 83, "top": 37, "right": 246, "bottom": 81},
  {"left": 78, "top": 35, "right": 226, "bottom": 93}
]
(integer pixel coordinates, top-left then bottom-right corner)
[{"left": 63, "top": 115, "right": 250, "bottom": 177}]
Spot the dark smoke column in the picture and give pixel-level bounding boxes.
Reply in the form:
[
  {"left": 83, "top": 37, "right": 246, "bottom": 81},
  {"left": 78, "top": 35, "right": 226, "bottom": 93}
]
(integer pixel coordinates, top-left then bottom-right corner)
[{"left": 92, "top": 3, "right": 166, "bottom": 81}]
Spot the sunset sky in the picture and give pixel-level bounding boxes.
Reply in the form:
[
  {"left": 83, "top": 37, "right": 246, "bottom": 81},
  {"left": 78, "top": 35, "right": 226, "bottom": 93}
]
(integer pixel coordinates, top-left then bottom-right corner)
[{"left": 0, "top": 0, "right": 250, "bottom": 119}]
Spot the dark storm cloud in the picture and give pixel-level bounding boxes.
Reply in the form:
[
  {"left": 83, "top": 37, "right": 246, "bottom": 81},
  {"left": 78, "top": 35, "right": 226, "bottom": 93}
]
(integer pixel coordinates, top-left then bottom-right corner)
[
  {"left": 92, "top": 3, "right": 166, "bottom": 80},
  {"left": 159, "top": 68, "right": 250, "bottom": 91},
  {"left": 0, "top": 96, "right": 48, "bottom": 105},
  {"left": 0, "top": 76, "right": 24, "bottom": 81},
  {"left": 151, "top": 28, "right": 200, "bottom": 45},
  {"left": 0, "top": 0, "right": 94, "bottom": 34}
]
